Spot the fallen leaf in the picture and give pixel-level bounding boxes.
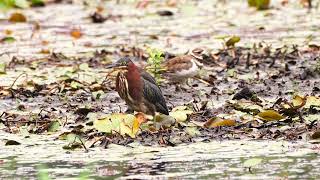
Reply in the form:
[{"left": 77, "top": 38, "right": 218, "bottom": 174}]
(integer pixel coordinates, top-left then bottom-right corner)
[
  {"left": 169, "top": 106, "right": 193, "bottom": 122},
  {"left": 48, "top": 121, "right": 61, "bottom": 132},
  {"left": 311, "top": 130, "right": 320, "bottom": 139},
  {"left": 5, "top": 140, "right": 21, "bottom": 146},
  {"left": 305, "top": 96, "right": 320, "bottom": 108},
  {"left": 79, "top": 63, "right": 90, "bottom": 71},
  {"left": 157, "top": 10, "right": 174, "bottom": 16},
  {"left": 243, "top": 158, "right": 262, "bottom": 167},
  {"left": 185, "top": 126, "right": 200, "bottom": 137},
  {"left": 204, "top": 117, "right": 236, "bottom": 128},
  {"left": 4, "top": 29, "right": 13, "bottom": 35},
  {"left": 39, "top": 49, "right": 50, "bottom": 54},
  {"left": 135, "top": 112, "right": 147, "bottom": 124},
  {"left": 9, "top": 12, "right": 27, "bottom": 22},
  {"left": 14, "top": 0, "right": 30, "bottom": 8},
  {"left": 0, "top": 63, "right": 6, "bottom": 74},
  {"left": 292, "top": 95, "right": 305, "bottom": 107},
  {"left": 30, "top": 0, "right": 45, "bottom": 7},
  {"left": 92, "top": 90, "right": 105, "bottom": 100},
  {"left": 93, "top": 113, "right": 141, "bottom": 138},
  {"left": 70, "top": 29, "right": 82, "bottom": 39},
  {"left": 154, "top": 114, "right": 176, "bottom": 129},
  {"left": 226, "top": 36, "right": 240, "bottom": 47},
  {"left": 70, "top": 81, "right": 82, "bottom": 89},
  {"left": 257, "top": 110, "right": 284, "bottom": 121}
]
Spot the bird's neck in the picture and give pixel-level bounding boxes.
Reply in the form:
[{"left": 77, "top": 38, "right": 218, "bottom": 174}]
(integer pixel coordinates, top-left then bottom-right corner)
[{"left": 126, "top": 63, "right": 142, "bottom": 100}]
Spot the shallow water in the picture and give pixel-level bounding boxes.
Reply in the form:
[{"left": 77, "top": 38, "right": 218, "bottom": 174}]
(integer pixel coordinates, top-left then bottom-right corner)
[{"left": 1, "top": 132, "right": 320, "bottom": 179}]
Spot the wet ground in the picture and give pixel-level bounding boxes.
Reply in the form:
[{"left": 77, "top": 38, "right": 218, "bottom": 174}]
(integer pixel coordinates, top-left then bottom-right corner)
[{"left": 1, "top": 0, "right": 320, "bottom": 179}]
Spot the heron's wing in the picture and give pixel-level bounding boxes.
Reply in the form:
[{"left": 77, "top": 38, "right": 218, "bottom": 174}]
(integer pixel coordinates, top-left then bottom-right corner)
[
  {"left": 140, "top": 70, "right": 157, "bottom": 85},
  {"left": 142, "top": 79, "right": 169, "bottom": 115}
]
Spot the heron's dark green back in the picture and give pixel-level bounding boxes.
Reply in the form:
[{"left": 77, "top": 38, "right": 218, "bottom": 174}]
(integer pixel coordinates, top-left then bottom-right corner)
[{"left": 142, "top": 79, "right": 169, "bottom": 115}]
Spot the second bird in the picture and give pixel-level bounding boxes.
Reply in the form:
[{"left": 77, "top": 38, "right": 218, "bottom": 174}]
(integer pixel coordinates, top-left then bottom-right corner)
[{"left": 163, "top": 48, "right": 204, "bottom": 89}]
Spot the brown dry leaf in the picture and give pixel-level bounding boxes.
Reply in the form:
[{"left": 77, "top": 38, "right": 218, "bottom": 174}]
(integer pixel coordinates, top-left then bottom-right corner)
[
  {"left": 204, "top": 117, "right": 236, "bottom": 128},
  {"left": 41, "top": 40, "right": 49, "bottom": 45},
  {"left": 257, "top": 110, "right": 284, "bottom": 121},
  {"left": 40, "top": 49, "right": 50, "bottom": 54},
  {"left": 4, "top": 29, "right": 13, "bottom": 35},
  {"left": 135, "top": 112, "right": 147, "bottom": 124},
  {"left": 281, "top": 0, "right": 288, "bottom": 6},
  {"left": 9, "top": 12, "right": 27, "bottom": 23},
  {"left": 311, "top": 130, "right": 320, "bottom": 139},
  {"left": 70, "top": 29, "right": 82, "bottom": 39}
]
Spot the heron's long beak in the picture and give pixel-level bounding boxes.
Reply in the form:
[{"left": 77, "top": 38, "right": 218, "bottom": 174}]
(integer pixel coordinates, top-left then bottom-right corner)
[{"left": 106, "top": 63, "right": 119, "bottom": 69}]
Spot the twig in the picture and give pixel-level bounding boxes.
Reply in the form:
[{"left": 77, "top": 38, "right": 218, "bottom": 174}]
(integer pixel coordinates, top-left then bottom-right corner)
[
  {"left": 192, "top": 77, "right": 211, "bottom": 85},
  {"left": 76, "top": 136, "right": 88, "bottom": 152},
  {"left": 10, "top": 73, "right": 28, "bottom": 89}
]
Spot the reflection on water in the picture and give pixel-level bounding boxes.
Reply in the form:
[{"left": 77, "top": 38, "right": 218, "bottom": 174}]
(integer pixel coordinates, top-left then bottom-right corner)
[{"left": 0, "top": 133, "right": 320, "bottom": 179}]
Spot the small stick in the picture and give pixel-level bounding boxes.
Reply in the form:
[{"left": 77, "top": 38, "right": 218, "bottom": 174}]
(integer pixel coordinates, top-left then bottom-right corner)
[{"left": 10, "top": 73, "right": 28, "bottom": 89}]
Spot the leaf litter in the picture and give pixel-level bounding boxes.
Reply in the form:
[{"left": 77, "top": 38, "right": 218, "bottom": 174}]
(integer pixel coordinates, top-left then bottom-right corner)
[{"left": 0, "top": 0, "right": 319, "bottom": 155}]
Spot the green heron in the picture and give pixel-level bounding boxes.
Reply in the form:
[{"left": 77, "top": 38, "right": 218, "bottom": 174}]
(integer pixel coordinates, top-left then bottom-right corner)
[
  {"left": 163, "top": 48, "right": 204, "bottom": 87},
  {"left": 107, "top": 57, "right": 169, "bottom": 116}
]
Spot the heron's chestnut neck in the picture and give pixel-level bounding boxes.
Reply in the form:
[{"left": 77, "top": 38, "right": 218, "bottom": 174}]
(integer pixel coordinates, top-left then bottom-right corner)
[{"left": 126, "top": 62, "right": 142, "bottom": 100}]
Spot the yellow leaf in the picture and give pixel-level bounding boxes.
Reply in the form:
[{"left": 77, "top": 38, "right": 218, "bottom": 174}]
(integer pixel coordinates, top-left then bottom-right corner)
[
  {"left": 306, "top": 96, "right": 320, "bottom": 108},
  {"left": 132, "top": 118, "right": 140, "bottom": 135},
  {"left": 292, "top": 95, "right": 304, "bottom": 107},
  {"left": 204, "top": 117, "right": 236, "bottom": 128},
  {"left": 226, "top": 36, "right": 240, "bottom": 47},
  {"left": 257, "top": 110, "right": 284, "bottom": 121},
  {"left": 93, "top": 113, "right": 141, "bottom": 138},
  {"left": 93, "top": 117, "right": 112, "bottom": 133}
]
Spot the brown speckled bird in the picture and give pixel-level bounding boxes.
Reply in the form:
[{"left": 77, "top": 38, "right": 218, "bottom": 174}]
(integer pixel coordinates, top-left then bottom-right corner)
[
  {"left": 163, "top": 48, "right": 204, "bottom": 87},
  {"left": 107, "top": 57, "right": 169, "bottom": 116}
]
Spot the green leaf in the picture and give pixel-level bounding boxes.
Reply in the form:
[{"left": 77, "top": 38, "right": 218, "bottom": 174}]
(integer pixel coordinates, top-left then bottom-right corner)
[
  {"left": 255, "top": 0, "right": 270, "bottom": 10},
  {"left": 14, "top": 0, "right": 30, "bottom": 8},
  {"left": 248, "top": 0, "right": 256, "bottom": 7},
  {"left": 70, "top": 81, "right": 82, "bottom": 89},
  {"left": 185, "top": 126, "right": 200, "bottom": 137},
  {"left": 169, "top": 106, "right": 193, "bottom": 122},
  {"left": 48, "top": 121, "right": 60, "bottom": 132},
  {"left": 79, "top": 63, "right": 90, "bottom": 71},
  {"left": 37, "top": 164, "right": 51, "bottom": 180},
  {"left": 94, "top": 118, "right": 113, "bottom": 133},
  {"left": 0, "top": 63, "right": 6, "bottom": 74},
  {"left": 30, "top": 0, "right": 45, "bottom": 7},
  {"left": 92, "top": 90, "right": 105, "bottom": 100},
  {"left": 1, "top": 36, "right": 16, "bottom": 43},
  {"left": 226, "top": 36, "right": 241, "bottom": 47},
  {"left": 0, "top": 0, "right": 15, "bottom": 11},
  {"left": 243, "top": 158, "right": 262, "bottom": 167},
  {"left": 66, "top": 133, "right": 83, "bottom": 144}
]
